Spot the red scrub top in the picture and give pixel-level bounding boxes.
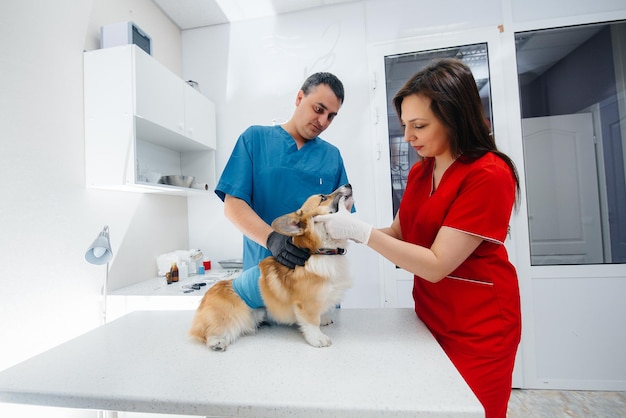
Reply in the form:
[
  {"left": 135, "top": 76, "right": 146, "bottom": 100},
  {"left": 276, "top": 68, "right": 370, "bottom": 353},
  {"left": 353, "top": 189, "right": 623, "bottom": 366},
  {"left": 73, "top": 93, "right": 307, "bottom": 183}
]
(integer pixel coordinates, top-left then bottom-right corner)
[{"left": 399, "top": 152, "right": 521, "bottom": 358}]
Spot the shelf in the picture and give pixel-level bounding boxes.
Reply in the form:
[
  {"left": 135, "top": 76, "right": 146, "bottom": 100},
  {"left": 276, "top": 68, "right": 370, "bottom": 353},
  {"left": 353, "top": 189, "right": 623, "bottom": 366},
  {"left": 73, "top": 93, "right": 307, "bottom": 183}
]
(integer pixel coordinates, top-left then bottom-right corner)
[{"left": 84, "top": 45, "right": 216, "bottom": 195}]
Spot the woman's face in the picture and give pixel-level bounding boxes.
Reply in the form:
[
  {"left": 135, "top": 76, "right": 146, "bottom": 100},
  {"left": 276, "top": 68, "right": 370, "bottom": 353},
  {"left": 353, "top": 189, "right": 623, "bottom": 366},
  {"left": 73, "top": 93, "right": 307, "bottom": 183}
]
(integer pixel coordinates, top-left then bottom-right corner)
[{"left": 400, "top": 94, "right": 451, "bottom": 159}]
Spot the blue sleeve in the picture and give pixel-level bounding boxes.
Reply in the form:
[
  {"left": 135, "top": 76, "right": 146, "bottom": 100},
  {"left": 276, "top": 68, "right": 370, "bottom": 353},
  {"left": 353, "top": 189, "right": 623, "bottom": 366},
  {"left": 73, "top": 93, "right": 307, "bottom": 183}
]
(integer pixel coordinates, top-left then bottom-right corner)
[{"left": 215, "top": 129, "right": 253, "bottom": 204}]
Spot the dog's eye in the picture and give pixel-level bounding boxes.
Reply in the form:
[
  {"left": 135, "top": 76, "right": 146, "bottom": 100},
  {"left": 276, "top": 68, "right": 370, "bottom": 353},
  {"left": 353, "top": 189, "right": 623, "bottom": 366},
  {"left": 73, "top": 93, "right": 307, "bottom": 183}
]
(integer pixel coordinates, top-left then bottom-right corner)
[{"left": 319, "top": 195, "right": 327, "bottom": 202}]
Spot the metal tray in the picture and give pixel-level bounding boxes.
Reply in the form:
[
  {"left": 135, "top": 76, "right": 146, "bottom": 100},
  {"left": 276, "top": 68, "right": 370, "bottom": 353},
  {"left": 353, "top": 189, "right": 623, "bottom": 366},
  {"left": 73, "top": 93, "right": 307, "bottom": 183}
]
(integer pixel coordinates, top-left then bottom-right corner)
[{"left": 217, "top": 259, "right": 243, "bottom": 269}]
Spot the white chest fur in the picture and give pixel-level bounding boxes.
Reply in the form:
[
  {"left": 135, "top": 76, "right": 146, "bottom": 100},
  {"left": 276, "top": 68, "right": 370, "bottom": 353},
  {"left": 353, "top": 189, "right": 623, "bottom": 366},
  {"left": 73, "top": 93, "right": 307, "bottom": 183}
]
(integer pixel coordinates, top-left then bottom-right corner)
[{"left": 306, "top": 254, "right": 352, "bottom": 302}]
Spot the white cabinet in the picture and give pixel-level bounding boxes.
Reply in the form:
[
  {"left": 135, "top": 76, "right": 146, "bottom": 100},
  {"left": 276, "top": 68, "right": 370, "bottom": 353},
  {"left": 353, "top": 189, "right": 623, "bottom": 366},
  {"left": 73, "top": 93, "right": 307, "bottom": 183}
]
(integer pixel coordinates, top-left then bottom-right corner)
[
  {"left": 84, "top": 45, "right": 216, "bottom": 195},
  {"left": 183, "top": 82, "right": 216, "bottom": 148}
]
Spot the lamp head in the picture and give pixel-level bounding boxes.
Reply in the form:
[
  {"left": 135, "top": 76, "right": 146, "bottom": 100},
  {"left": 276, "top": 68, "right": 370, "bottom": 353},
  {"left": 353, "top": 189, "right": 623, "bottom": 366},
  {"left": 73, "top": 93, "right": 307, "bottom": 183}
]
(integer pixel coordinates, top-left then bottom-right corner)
[{"left": 85, "top": 225, "right": 112, "bottom": 265}]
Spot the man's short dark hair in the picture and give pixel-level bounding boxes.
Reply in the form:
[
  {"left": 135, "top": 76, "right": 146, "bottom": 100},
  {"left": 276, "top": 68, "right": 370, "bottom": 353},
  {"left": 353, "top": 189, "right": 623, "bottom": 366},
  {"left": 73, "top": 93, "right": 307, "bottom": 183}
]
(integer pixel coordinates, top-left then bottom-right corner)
[{"left": 301, "top": 72, "right": 344, "bottom": 104}]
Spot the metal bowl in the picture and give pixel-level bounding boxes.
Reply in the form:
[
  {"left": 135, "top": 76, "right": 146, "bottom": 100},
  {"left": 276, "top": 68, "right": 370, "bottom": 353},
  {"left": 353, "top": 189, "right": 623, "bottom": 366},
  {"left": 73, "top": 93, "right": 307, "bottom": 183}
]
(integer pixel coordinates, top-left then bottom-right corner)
[{"left": 158, "top": 175, "right": 195, "bottom": 188}]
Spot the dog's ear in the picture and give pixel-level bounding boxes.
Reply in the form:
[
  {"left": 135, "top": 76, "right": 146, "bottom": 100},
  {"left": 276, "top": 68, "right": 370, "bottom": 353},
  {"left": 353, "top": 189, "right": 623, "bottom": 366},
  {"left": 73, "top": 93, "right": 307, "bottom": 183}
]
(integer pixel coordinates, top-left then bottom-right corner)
[{"left": 271, "top": 213, "right": 304, "bottom": 236}]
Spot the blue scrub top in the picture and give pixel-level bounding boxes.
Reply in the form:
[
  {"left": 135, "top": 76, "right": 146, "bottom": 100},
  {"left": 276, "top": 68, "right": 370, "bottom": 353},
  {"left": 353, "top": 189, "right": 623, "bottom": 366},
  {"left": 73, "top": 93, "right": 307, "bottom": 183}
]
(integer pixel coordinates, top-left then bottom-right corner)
[{"left": 215, "top": 125, "right": 350, "bottom": 270}]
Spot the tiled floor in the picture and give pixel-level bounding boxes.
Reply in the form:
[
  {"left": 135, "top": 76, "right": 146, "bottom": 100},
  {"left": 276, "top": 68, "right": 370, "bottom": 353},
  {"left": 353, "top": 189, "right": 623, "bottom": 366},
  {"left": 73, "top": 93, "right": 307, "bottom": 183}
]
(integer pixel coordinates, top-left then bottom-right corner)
[{"left": 507, "top": 389, "right": 626, "bottom": 417}]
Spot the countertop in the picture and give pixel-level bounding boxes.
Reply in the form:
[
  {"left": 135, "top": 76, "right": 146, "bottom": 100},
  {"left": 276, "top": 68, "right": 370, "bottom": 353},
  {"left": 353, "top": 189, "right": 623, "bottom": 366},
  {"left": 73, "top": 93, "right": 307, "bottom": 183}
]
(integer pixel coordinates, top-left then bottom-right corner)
[
  {"left": 0, "top": 309, "right": 483, "bottom": 417},
  {"left": 106, "top": 269, "right": 241, "bottom": 321},
  {"left": 109, "top": 268, "right": 241, "bottom": 297}
]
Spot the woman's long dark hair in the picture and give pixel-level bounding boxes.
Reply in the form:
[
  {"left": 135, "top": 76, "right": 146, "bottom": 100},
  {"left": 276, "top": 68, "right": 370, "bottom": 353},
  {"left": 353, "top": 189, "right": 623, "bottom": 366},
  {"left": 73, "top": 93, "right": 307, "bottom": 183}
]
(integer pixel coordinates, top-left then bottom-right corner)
[{"left": 393, "top": 58, "right": 520, "bottom": 205}]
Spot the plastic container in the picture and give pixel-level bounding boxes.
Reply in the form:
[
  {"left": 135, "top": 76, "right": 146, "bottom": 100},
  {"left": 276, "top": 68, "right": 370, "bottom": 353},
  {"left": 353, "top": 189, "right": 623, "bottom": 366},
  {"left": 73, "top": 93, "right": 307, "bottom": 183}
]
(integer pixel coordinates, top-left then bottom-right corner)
[{"left": 179, "top": 261, "right": 188, "bottom": 280}]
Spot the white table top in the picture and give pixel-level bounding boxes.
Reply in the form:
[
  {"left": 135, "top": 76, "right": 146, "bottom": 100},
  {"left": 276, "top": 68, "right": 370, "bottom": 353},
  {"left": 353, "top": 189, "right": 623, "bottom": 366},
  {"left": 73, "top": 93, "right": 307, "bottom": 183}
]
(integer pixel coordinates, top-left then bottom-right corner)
[{"left": 0, "top": 309, "right": 483, "bottom": 417}]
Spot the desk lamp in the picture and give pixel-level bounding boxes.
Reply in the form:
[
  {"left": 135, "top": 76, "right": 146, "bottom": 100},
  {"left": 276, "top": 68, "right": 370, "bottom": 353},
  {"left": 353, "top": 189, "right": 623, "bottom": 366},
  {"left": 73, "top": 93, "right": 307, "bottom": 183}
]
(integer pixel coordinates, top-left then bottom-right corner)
[{"left": 85, "top": 225, "right": 113, "bottom": 324}]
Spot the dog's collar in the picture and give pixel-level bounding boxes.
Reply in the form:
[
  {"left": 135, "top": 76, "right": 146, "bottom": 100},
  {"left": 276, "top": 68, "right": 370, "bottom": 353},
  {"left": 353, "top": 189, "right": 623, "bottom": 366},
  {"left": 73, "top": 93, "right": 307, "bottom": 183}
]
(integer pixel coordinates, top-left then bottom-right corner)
[{"left": 313, "top": 248, "right": 346, "bottom": 255}]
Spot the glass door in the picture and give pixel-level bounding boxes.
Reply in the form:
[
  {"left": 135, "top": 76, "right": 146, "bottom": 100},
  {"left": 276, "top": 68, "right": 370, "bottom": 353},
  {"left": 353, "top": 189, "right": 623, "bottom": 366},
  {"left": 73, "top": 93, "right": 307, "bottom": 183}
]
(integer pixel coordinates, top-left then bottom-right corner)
[
  {"left": 367, "top": 26, "right": 523, "bottom": 388},
  {"left": 367, "top": 28, "right": 508, "bottom": 308}
]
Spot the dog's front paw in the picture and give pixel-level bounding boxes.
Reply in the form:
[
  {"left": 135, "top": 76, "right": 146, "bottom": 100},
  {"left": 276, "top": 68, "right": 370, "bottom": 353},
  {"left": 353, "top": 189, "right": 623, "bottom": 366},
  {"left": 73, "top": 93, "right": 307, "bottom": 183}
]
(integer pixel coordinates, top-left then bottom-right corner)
[
  {"left": 208, "top": 337, "right": 229, "bottom": 351},
  {"left": 304, "top": 331, "right": 332, "bottom": 348}
]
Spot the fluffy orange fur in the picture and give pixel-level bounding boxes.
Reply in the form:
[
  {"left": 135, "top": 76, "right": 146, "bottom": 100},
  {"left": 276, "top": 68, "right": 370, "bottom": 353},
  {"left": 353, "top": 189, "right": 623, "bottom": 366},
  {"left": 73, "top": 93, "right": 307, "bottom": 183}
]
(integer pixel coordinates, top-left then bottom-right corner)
[{"left": 189, "top": 185, "right": 354, "bottom": 351}]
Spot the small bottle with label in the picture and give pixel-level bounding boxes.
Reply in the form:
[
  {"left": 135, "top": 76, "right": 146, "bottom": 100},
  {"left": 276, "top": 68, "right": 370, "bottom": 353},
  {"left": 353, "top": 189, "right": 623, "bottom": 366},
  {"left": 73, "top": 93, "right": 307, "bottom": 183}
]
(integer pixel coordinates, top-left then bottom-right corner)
[
  {"left": 189, "top": 258, "right": 197, "bottom": 276},
  {"left": 170, "top": 262, "right": 179, "bottom": 283}
]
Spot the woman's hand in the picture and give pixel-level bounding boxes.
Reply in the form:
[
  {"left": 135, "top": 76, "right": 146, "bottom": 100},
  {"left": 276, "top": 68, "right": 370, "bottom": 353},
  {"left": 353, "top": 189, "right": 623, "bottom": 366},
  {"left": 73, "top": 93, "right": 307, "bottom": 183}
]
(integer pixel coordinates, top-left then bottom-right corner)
[{"left": 315, "top": 198, "right": 373, "bottom": 244}]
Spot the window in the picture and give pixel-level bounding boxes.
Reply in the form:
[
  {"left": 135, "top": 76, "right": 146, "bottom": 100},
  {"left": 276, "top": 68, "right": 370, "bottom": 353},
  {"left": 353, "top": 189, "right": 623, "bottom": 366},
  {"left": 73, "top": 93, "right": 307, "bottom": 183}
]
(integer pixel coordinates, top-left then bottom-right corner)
[{"left": 516, "top": 21, "right": 626, "bottom": 265}]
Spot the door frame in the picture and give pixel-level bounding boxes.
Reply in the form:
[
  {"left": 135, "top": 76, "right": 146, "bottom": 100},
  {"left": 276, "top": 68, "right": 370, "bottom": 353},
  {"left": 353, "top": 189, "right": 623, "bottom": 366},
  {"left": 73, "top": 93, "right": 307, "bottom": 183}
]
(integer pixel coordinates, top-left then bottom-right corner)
[
  {"left": 366, "top": 14, "right": 626, "bottom": 390},
  {"left": 366, "top": 26, "right": 516, "bottom": 305},
  {"left": 366, "top": 26, "right": 527, "bottom": 387}
]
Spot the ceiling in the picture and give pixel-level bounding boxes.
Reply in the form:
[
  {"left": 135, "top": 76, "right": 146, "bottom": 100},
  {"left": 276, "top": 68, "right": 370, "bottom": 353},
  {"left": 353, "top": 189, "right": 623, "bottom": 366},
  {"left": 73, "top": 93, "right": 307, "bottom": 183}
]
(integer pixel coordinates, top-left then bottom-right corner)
[
  {"left": 515, "top": 24, "right": 604, "bottom": 85},
  {"left": 153, "top": 0, "right": 605, "bottom": 87},
  {"left": 152, "top": 0, "right": 357, "bottom": 29},
  {"left": 153, "top": 0, "right": 610, "bottom": 136}
]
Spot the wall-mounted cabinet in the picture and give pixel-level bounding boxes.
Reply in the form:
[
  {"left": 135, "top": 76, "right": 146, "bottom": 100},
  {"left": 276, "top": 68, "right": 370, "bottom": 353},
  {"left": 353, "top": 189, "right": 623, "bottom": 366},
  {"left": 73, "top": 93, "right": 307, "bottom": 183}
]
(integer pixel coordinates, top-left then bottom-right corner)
[{"left": 84, "top": 45, "right": 216, "bottom": 195}]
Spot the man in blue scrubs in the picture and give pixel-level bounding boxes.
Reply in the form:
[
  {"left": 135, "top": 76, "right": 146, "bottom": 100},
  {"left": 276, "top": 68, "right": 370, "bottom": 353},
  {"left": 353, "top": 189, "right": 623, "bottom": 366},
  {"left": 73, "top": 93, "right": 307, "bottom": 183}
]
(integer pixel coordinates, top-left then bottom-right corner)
[{"left": 215, "top": 72, "right": 351, "bottom": 276}]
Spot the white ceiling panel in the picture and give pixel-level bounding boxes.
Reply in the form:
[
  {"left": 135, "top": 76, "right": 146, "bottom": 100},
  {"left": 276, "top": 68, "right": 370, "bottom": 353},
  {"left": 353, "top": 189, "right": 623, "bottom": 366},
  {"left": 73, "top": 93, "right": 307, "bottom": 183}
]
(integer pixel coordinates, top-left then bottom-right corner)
[{"left": 153, "top": 0, "right": 357, "bottom": 29}]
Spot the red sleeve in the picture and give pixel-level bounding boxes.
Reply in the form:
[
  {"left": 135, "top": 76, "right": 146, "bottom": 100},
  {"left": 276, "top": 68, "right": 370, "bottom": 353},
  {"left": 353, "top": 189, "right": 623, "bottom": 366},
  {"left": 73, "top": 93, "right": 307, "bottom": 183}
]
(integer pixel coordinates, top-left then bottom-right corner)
[{"left": 443, "top": 160, "right": 515, "bottom": 244}]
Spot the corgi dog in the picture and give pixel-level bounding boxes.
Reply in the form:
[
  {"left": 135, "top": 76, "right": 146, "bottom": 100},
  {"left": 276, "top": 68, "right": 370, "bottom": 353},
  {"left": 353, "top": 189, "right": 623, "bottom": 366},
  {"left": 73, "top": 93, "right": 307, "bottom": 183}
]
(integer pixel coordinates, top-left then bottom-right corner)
[{"left": 189, "top": 184, "right": 354, "bottom": 351}]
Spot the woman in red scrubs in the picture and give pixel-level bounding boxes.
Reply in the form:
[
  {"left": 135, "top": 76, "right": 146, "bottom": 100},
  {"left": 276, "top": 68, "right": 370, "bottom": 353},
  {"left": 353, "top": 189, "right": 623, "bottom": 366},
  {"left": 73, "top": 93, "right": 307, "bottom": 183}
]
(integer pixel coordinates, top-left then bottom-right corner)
[{"left": 316, "top": 58, "right": 521, "bottom": 417}]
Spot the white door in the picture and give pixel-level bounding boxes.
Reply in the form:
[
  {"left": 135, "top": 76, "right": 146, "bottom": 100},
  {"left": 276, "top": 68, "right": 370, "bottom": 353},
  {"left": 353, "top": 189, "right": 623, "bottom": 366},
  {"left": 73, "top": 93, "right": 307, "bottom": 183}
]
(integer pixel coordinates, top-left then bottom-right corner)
[
  {"left": 522, "top": 114, "right": 604, "bottom": 265},
  {"left": 367, "top": 28, "right": 507, "bottom": 308},
  {"left": 367, "top": 27, "right": 525, "bottom": 386}
]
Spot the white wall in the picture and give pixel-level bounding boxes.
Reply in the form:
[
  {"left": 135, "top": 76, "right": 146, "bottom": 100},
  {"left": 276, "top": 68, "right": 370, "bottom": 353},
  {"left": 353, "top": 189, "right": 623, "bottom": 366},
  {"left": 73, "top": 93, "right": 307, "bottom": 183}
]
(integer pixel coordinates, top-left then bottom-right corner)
[
  {"left": 0, "top": 1, "right": 186, "bottom": 417},
  {"left": 1, "top": 1, "right": 625, "bottom": 416},
  {"left": 183, "top": 0, "right": 626, "bottom": 392},
  {"left": 183, "top": 3, "right": 378, "bottom": 308},
  {"left": 182, "top": 0, "right": 507, "bottom": 308}
]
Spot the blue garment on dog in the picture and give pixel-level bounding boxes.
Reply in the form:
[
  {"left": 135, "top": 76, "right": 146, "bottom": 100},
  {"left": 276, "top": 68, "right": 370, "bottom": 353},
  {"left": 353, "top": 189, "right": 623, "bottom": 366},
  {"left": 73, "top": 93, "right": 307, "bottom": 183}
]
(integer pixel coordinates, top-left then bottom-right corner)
[{"left": 232, "top": 266, "right": 265, "bottom": 308}]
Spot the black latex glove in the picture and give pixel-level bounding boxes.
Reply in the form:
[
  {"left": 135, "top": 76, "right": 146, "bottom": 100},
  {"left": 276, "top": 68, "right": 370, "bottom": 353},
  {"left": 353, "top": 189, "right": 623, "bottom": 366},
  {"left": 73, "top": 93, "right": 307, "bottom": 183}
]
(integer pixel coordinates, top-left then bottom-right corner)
[{"left": 266, "top": 231, "right": 310, "bottom": 269}]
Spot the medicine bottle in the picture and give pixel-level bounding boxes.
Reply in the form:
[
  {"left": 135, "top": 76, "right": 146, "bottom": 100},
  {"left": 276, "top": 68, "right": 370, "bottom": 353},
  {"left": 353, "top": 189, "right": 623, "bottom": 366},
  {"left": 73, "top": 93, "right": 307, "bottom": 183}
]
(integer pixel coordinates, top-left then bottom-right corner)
[{"left": 171, "top": 262, "right": 179, "bottom": 283}]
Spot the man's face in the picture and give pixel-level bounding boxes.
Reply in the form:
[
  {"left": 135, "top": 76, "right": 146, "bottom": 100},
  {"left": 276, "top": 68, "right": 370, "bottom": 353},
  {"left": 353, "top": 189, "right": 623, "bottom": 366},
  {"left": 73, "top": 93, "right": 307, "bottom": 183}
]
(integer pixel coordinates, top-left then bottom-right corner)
[{"left": 293, "top": 84, "right": 342, "bottom": 141}]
